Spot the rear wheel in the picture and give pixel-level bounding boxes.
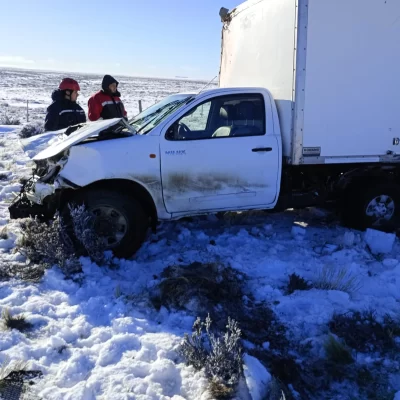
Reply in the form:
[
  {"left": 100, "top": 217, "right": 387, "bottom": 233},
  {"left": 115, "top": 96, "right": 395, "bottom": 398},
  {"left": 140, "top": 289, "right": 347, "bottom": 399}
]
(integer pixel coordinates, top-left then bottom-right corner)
[
  {"left": 64, "top": 189, "right": 149, "bottom": 258},
  {"left": 342, "top": 183, "right": 400, "bottom": 231}
]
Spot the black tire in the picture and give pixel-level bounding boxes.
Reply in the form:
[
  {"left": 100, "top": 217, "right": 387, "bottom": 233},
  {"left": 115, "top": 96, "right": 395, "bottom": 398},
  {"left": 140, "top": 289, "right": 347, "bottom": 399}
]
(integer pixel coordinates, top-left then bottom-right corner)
[
  {"left": 64, "top": 189, "right": 149, "bottom": 258},
  {"left": 341, "top": 183, "right": 400, "bottom": 231}
]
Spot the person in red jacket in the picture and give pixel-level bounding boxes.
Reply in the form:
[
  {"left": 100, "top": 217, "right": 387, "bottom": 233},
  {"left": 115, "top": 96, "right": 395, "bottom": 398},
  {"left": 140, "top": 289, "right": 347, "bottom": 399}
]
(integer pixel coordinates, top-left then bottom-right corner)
[{"left": 88, "top": 75, "right": 127, "bottom": 121}]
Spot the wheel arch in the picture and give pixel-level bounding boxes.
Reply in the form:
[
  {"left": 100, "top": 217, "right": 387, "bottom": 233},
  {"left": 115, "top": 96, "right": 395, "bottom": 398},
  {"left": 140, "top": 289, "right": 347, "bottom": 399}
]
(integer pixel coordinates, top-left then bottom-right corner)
[
  {"left": 338, "top": 165, "right": 400, "bottom": 194},
  {"left": 60, "top": 178, "right": 158, "bottom": 229}
]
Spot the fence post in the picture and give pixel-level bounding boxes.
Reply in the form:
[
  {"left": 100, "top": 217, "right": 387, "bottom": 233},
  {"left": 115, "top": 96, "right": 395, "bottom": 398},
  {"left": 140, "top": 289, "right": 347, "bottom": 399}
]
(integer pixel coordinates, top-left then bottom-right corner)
[
  {"left": 138, "top": 100, "right": 142, "bottom": 113},
  {"left": 26, "top": 100, "right": 29, "bottom": 123}
]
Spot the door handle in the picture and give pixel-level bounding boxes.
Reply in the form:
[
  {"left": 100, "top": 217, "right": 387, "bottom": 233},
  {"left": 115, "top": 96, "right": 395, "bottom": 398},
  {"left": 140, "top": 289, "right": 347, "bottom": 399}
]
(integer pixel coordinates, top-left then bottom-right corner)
[{"left": 252, "top": 147, "right": 272, "bottom": 152}]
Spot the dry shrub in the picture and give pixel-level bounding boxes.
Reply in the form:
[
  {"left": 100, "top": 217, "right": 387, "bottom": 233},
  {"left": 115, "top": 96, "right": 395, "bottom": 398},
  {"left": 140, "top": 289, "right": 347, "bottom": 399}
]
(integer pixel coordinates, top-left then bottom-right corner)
[
  {"left": 16, "top": 205, "right": 109, "bottom": 278},
  {"left": 329, "top": 310, "right": 400, "bottom": 354},
  {"left": 152, "top": 262, "right": 244, "bottom": 313},
  {"left": 287, "top": 273, "right": 313, "bottom": 295},
  {"left": 0, "top": 114, "right": 21, "bottom": 125},
  {"left": 154, "top": 262, "right": 288, "bottom": 351},
  {"left": 17, "top": 215, "right": 80, "bottom": 277},
  {"left": 19, "top": 122, "right": 44, "bottom": 138},
  {"left": 69, "top": 204, "right": 107, "bottom": 264},
  {"left": 179, "top": 315, "right": 243, "bottom": 399}
]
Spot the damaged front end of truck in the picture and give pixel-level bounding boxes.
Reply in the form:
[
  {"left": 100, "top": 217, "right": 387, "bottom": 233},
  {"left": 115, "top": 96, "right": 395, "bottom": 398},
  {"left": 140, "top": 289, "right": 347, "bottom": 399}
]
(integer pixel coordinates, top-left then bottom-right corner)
[
  {"left": 9, "top": 118, "right": 134, "bottom": 221},
  {"left": 9, "top": 150, "right": 74, "bottom": 220}
]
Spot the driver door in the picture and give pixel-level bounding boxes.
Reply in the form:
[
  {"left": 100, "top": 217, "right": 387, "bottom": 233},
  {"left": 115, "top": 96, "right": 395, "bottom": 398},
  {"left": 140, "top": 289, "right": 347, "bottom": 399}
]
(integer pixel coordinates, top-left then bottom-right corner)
[{"left": 160, "top": 91, "right": 280, "bottom": 214}]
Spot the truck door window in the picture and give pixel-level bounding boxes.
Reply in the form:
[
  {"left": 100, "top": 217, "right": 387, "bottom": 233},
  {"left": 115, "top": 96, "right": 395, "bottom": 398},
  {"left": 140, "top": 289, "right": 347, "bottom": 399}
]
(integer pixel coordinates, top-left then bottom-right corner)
[
  {"left": 179, "top": 102, "right": 211, "bottom": 131},
  {"left": 166, "top": 94, "right": 265, "bottom": 141}
]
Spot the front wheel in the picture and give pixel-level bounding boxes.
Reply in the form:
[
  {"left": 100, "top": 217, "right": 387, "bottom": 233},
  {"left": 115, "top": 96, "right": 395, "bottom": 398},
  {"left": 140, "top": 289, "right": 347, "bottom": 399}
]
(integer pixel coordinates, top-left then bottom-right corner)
[
  {"left": 342, "top": 183, "right": 400, "bottom": 231},
  {"left": 64, "top": 189, "right": 149, "bottom": 258}
]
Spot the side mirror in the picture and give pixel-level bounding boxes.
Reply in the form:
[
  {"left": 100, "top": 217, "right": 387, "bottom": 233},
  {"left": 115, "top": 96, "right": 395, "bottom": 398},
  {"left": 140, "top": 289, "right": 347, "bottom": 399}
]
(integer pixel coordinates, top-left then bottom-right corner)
[{"left": 166, "top": 125, "right": 175, "bottom": 140}]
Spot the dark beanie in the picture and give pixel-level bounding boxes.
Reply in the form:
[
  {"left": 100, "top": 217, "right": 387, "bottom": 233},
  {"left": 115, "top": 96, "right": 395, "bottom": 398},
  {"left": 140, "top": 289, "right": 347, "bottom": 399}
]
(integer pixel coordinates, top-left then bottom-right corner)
[{"left": 102, "top": 75, "right": 119, "bottom": 91}]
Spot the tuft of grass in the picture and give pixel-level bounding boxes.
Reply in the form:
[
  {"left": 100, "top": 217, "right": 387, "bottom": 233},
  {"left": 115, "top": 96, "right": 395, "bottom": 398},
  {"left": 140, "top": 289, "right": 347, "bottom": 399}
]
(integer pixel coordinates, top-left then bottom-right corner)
[
  {"left": 324, "top": 334, "right": 354, "bottom": 365},
  {"left": 314, "top": 264, "right": 362, "bottom": 294},
  {"left": 0, "top": 140, "right": 6, "bottom": 147},
  {"left": 1, "top": 309, "right": 33, "bottom": 332},
  {"left": 287, "top": 273, "right": 313, "bottom": 294},
  {"left": 329, "top": 310, "right": 400, "bottom": 354},
  {"left": 0, "top": 173, "right": 8, "bottom": 182}
]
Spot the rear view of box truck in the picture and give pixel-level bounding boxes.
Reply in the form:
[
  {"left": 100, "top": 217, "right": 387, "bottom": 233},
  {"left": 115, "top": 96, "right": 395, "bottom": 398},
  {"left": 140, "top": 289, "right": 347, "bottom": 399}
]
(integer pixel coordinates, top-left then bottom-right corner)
[{"left": 219, "top": 0, "right": 400, "bottom": 230}]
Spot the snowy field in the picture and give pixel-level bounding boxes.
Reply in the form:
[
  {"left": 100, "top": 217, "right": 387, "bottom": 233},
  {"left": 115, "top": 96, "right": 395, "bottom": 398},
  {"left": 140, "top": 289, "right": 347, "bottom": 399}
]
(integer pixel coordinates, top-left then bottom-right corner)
[
  {"left": 0, "top": 68, "right": 400, "bottom": 400},
  {"left": 0, "top": 68, "right": 214, "bottom": 124}
]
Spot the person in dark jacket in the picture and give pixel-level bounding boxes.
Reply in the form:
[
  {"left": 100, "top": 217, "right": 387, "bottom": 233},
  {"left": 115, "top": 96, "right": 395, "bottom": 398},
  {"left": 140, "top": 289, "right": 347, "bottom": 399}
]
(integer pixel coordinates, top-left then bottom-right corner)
[
  {"left": 44, "top": 78, "right": 86, "bottom": 132},
  {"left": 88, "top": 75, "right": 127, "bottom": 121}
]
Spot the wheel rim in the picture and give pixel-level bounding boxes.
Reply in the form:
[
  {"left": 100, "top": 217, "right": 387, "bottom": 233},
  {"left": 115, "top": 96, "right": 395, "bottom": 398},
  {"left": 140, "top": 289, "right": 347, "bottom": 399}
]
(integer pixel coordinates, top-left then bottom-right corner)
[
  {"left": 90, "top": 205, "right": 129, "bottom": 248},
  {"left": 365, "top": 194, "right": 395, "bottom": 225}
]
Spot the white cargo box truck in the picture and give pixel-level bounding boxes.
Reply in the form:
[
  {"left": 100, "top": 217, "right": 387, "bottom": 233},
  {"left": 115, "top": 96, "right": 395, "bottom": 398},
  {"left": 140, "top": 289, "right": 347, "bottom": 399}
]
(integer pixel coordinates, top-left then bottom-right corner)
[
  {"left": 219, "top": 0, "right": 400, "bottom": 165},
  {"left": 8, "top": 0, "right": 400, "bottom": 258},
  {"left": 220, "top": 0, "right": 400, "bottom": 227}
]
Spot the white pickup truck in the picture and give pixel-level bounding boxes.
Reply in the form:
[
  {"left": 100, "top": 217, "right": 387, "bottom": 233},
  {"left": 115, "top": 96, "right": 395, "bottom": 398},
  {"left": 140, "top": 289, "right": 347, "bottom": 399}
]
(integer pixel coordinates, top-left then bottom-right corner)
[{"left": 10, "top": 0, "right": 400, "bottom": 258}]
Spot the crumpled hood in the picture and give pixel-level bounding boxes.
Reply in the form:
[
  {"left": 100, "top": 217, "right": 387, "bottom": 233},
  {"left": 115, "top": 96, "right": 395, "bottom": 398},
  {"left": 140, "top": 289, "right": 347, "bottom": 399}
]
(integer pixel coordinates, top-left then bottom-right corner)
[
  {"left": 33, "top": 118, "right": 123, "bottom": 161},
  {"left": 20, "top": 129, "right": 67, "bottom": 159}
]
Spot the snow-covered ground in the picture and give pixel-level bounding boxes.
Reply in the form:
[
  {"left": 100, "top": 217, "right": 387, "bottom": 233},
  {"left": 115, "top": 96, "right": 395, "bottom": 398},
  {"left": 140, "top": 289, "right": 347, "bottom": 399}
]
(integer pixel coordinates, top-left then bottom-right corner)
[{"left": 0, "top": 69, "right": 399, "bottom": 400}]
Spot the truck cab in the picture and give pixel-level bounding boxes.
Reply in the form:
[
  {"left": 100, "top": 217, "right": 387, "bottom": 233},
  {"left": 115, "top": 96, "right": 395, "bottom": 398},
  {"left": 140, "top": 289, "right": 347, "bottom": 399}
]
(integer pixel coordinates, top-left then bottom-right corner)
[
  {"left": 10, "top": 87, "right": 283, "bottom": 258},
  {"left": 158, "top": 87, "right": 281, "bottom": 216}
]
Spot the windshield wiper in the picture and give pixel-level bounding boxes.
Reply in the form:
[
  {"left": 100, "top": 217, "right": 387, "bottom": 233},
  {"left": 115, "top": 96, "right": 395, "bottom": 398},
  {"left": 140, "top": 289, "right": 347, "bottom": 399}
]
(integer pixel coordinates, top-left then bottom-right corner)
[
  {"left": 130, "top": 105, "right": 168, "bottom": 127},
  {"left": 136, "top": 97, "right": 194, "bottom": 135}
]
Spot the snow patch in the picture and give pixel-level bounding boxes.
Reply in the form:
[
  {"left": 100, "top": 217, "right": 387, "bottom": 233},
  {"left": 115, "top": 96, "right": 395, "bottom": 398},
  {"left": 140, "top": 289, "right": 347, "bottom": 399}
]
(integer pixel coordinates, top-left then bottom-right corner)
[
  {"left": 364, "top": 228, "right": 396, "bottom": 254},
  {"left": 0, "top": 125, "right": 19, "bottom": 133},
  {"left": 291, "top": 225, "right": 306, "bottom": 239},
  {"left": 342, "top": 231, "right": 355, "bottom": 247},
  {"left": 243, "top": 353, "right": 271, "bottom": 400}
]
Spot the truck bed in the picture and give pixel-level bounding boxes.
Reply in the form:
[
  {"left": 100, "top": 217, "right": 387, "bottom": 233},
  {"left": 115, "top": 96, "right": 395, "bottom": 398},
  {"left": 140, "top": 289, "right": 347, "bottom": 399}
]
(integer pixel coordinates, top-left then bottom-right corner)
[
  {"left": 300, "top": 0, "right": 400, "bottom": 164},
  {"left": 219, "top": 0, "right": 400, "bottom": 165}
]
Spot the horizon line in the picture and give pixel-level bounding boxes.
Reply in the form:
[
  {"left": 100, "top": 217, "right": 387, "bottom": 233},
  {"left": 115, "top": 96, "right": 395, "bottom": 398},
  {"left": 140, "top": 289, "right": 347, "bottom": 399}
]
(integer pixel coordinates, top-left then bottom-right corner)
[{"left": 0, "top": 65, "right": 215, "bottom": 84}]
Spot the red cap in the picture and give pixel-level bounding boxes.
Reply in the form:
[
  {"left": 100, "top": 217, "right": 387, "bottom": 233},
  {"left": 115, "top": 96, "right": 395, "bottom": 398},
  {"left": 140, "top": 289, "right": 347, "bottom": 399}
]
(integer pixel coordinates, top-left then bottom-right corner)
[{"left": 59, "top": 78, "right": 80, "bottom": 91}]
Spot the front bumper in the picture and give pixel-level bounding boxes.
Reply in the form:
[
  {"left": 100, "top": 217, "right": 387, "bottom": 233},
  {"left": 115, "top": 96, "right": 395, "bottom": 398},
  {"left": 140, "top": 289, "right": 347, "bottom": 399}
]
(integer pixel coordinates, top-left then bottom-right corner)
[
  {"left": 8, "top": 178, "right": 58, "bottom": 220},
  {"left": 9, "top": 195, "right": 55, "bottom": 220}
]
